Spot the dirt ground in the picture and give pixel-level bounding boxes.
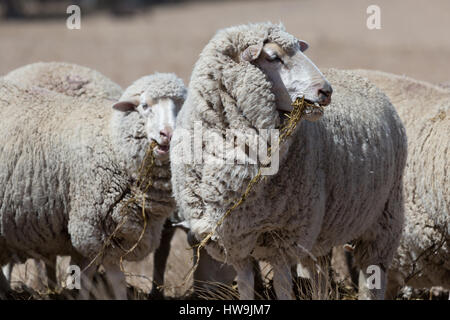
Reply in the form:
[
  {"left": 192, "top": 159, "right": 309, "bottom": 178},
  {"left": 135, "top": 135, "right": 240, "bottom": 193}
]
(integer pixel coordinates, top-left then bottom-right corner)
[{"left": 1, "top": 0, "right": 449, "bottom": 298}]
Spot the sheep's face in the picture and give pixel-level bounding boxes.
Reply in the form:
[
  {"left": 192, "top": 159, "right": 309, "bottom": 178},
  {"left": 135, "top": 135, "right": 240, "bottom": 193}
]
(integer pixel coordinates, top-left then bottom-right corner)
[
  {"left": 242, "top": 41, "right": 332, "bottom": 122},
  {"left": 113, "top": 94, "right": 179, "bottom": 161}
]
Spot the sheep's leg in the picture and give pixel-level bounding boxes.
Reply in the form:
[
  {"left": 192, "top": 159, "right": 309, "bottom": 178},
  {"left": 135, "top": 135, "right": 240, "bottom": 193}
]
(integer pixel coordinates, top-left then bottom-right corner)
[
  {"left": 44, "top": 256, "right": 58, "bottom": 292},
  {"left": 272, "top": 262, "right": 294, "bottom": 300},
  {"left": 354, "top": 183, "right": 404, "bottom": 300},
  {"left": 252, "top": 258, "right": 265, "bottom": 299},
  {"left": 78, "top": 266, "right": 96, "bottom": 300},
  {"left": 2, "top": 263, "right": 12, "bottom": 282},
  {"left": 347, "top": 252, "right": 400, "bottom": 299},
  {"left": 0, "top": 264, "right": 11, "bottom": 297},
  {"left": 187, "top": 231, "right": 199, "bottom": 265},
  {"left": 103, "top": 264, "right": 128, "bottom": 300},
  {"left": 28, "top": 259, "right": 47, "bottom": 292},
  {"left": 314, "top": 254, "right": 331, "bottom": 300},
  {"left": 150, "top": 219, "right": 176, "bottom": 299},
  {"left": 69, "top": 255, "right": 97, "bottom": 300},
  {"left": 385, "top": 271, "right": 403, "bottom": 299},
  {"left": 297, "top": 255, "right": 330, "bottom": 300},
  {"left": 357, "top": 266, "right": 387, "bottom": 300},
  {"left": 234, "top": 259, "right": 255, "bottom": 300},
  {"left": 344, "top": 250, "right": 359, "bottom": 289}
]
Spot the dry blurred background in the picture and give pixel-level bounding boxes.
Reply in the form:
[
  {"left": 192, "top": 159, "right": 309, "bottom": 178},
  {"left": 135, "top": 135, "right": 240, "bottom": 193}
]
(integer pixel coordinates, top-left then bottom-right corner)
[
  {"left": 1, "top": 0, "right": 449, "bottom": 298},
  {"left": 1, "top": 0, "right": 450, "bottom": 88}
]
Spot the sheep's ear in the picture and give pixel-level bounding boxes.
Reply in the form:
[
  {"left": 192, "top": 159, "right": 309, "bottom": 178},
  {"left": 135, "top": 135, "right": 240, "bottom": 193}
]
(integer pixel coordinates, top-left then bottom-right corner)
[
  {"left": 112, "top": 99, "right": 139, "bottom": 112},
  {"left": 298, "top": 40, "right": 309, "bottom": 52},
  {"left": 241, "top": 44, "right": 263, "bottom": 62}
]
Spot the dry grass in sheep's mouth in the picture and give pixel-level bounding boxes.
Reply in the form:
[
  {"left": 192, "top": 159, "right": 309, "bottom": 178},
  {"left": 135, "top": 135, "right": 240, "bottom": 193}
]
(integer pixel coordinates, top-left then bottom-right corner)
[
  {"left": 152, "top": 141, "right": 170, "bottom": 154},
  {"left": 277, "top": 97, "right": 321, "bottom": 126},
  {"left": 151, "top": 139, "right": 170, "bottom": 153}
]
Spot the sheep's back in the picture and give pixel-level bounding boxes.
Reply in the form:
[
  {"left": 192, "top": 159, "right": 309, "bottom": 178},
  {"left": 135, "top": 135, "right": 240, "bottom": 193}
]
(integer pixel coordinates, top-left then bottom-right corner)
[{"left": 4, "top": 62, "right": 122, "bottom": 101}]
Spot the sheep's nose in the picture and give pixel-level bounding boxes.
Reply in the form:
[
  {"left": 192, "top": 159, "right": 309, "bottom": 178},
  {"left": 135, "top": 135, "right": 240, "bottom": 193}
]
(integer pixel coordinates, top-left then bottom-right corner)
[
  {"left": 317, "top": 81, "right": 333, "bottom": 106},
  {"left": 160, "top": 128, "right": 173, "bottom": 143}
]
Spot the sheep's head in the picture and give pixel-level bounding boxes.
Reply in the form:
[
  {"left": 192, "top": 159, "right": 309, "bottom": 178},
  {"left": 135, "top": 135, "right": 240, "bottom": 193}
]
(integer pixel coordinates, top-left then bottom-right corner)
[
  {"left": 112, "top": 73, "right": 186, "bottom": 161},
  {"left": 241, "top": 40, "right": 332, "bottom": 122}
]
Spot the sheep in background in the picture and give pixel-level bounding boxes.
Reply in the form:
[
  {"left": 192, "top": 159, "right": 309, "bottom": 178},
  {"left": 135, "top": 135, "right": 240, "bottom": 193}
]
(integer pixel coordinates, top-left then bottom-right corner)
[
  {"left": 1, "top": 62, "right": 123, "bottom": 293},
  {"left": 0, "top": 72, "right": 186, "bottom": 299},
  {"left": 351, "top": 70, "right": 449, "bottom": 298},
  {"left": 170, "top": 22, "right": 407, "bottom": 300}
]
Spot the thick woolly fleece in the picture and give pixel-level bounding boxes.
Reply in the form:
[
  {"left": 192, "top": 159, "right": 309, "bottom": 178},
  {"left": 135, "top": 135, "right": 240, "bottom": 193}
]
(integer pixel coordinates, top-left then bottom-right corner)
[
  {"left": 4, "top": 62, "right": 122, "bottom": 101},
  {"left": 1, "top": 62, "right": 124, "bottom": 289},
  {"left": 171, "top": 23, "right": 407, "bottom": 274},
  {"left": 354, "top": 70, "right": 449, "bottom": 291},
  {"left": 0, "top": 73, "right": 186, "bottom": 267},
  {"left": 120, "top": 73, "right": 186, "bottom": 105}
]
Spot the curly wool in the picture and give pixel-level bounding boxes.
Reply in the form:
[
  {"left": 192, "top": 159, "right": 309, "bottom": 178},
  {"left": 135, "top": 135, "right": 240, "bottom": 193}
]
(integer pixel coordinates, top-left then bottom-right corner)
[
  {"left": 4, "top": 62, "right": 122, "bottom": 101},
  {"left": 0, "top": 73, "right": 185, "bottom": 267},
  {"left": 120, "top": 72, "right": 187, "bottom": 105},
  {"left": 354, "top": 70, "right": 450, "bottom": 291},
  {"left": 171, "top": 23, "right": 407, "bottom": 274}
]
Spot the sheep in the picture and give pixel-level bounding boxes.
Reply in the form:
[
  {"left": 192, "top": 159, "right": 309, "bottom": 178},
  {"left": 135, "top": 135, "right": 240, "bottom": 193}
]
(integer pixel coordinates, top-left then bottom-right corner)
[
  {"left": 350, "top": 70, "right": 449, "bottom": 298},
  {"left": 4, "top": 62, "right": 122, "bottom": 101},
  {"left": 170, "top": 22, "right": 407, "bottom": 300},
  {"left": 4, "top": 62, "right": 244, "bottom": 298},
  {"left": 3, "top": 62, "right": 236, "bottom": 298},
  {"left": 1, "top": 62, "right": 123, "bottom": 292},
  {"left": 0, "top": 72, "right": 187, "bottom": 299}
]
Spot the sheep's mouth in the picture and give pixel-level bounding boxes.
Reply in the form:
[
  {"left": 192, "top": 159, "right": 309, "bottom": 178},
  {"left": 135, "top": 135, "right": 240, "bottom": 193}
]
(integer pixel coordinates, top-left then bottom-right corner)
[
  {"left": 303, "top": 100, "right": 324, "bottom": 116},
  {"left": 152, "top": 141, "right": 170, "bottom": 155},
  {"left": 277, "top": 99, "right": 324, "bottom": 123}
]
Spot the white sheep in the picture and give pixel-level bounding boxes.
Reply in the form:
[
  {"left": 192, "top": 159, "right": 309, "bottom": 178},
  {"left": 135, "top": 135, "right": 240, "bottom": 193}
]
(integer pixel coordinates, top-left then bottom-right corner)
[
  {"left": 170, "top": 22, "right": 407, "bottom": 300},
  {"left": 1, "top": 62, "right": 123, "bottom": 291},
  {"left": 352, "top": 70, "right": 449, "bottom": 298},
  {"left": 0, "top": 72, "right": 186, "bottom": 299}
]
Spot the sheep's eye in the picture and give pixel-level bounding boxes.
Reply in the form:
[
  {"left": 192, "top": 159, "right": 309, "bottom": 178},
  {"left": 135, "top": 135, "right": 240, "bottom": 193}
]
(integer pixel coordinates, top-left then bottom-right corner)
[
  {"left": 142, "top": 103, "right": 150, "bottom": 110},
  {"left": 267, "top": 55, "right": 283, "bottom": 64}
]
